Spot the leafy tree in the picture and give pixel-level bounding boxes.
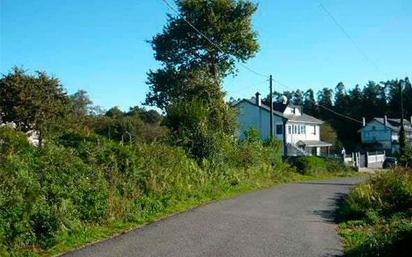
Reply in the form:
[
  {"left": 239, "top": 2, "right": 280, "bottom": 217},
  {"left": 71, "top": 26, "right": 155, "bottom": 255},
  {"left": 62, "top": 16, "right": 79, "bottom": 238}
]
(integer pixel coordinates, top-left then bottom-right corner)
[
  {"left": 146, "top": 0, "right": 259, "bottom": 157},
  {"left": 96, "top": 107, "right": 143, "bottom": 143},
  {"left": 105, "top": 107, "right": 123, "bottom": 118},
  {"left": 303, "top": 89, "right": 317, "bottom": 116},
  {"left": 127, "top": 106, "right": 163, "bottom": 124},
  {"left": 292, "top": 89, "right": 304, "bottom": 106},
  {"left": 404, "top": 77, "right": 412, "bottom": 118},
  {"left": 317, "top": 88, "right": 333, "bottom": 121},
  {"left": 0, "top": 67, "right": 70, "bottom": 147},
  {"left": 146, "top": 0, "right": 259, "bottom": 110},
  {"left": 320, "top": 122, "right": 341, "bottom": 153},
  {"left": 163, "top": 98, "right": 211, "bottom": 158},
  {"left": 334, "top": 82, "right": 349, "bottom": 113},
  {"left": 348, "top": 85, "right": 363, "bottom": 119},
  {"left": 70, "top": 90, "right": 93, "bottom": 118},
  {"left": 361, "top": 81, "right": 386, "bottom": 119}
]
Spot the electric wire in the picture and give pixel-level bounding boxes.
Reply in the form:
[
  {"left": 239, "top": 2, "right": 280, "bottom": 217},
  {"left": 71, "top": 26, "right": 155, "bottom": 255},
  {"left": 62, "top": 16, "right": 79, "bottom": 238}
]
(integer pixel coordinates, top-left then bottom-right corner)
[
  {"left": 159, "top": 0, "right": 369, "bottom": 125},
  {"left": 159, "top": 0, "right": 269, "bottom": 79}
]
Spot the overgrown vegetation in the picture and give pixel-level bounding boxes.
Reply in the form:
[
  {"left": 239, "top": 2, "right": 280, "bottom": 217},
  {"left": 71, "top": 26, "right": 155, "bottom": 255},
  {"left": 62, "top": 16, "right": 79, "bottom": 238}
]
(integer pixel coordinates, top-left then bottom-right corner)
[
  {"left": 0, "top": 126, "right": 353, "bottom": 257},
  {"left": 0, "top": 2, "right": 359, "bottom": 256},
  {"left": 286, "top": 156, "right": 351, "bottom": 175},
  {"left": 337, "top": 169, "right": 412, "bottom": 257}
]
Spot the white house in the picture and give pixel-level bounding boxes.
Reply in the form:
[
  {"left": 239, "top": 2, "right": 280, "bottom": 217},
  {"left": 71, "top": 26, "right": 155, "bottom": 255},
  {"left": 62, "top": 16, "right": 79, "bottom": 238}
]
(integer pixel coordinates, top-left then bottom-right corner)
[
  {"left": 359, "top": 116, "right": 412, "bottom": 153},
  {"left": 233, "top": 93, "right": 332, "bottom": 156},
  {"left": 0, "top": 121, "right": 40, "bottom": 147}
]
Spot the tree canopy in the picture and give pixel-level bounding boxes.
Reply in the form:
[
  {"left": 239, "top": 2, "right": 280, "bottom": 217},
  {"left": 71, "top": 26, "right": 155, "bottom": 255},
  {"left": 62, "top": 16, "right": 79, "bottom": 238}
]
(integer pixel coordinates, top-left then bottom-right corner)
[
  {"left": 265, "top": 78, "right": 412, "bottom": 151},
  {"left": 0, "top": 67, "right": 70, "bottom": 146},
  {"left": 146, "top": 0, "right": 259, "bottom": 109}
]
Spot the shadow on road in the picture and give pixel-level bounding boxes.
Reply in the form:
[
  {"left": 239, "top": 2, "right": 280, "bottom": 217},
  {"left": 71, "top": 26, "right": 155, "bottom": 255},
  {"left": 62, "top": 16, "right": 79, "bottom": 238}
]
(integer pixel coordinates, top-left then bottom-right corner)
[
  {"left": 313, "top": 192, "right": 348, "bottom": 223},
  {"left": 314, "top": 192, "right": 349, "bottom": 257}
]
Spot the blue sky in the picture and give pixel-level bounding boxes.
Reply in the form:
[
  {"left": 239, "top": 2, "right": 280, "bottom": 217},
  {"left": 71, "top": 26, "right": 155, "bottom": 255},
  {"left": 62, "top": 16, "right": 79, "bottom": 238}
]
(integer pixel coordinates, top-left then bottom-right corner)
[{"left": 1, "top": 0, "right": 411, "bottom": 111}]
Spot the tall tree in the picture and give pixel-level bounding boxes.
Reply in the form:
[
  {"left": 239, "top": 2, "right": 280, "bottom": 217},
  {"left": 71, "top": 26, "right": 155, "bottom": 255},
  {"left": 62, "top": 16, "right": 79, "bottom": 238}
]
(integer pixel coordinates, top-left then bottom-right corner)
[
  {"left": 146, "top": 0, "right": 259, "bottom": 109},
  {"left": 348, "top": 85, "right": 363, "bottom": 118},
  {"left": 0, "top": 67, "right": 70, "bottom": 147},
  {"left": 70, "top": 90, "right": 93, "bottom": 118},
  {"left": 334, "top": 82, "right": 349, "bottom": 114},
  {"left": 404, "top": 77, "right": 412, "bottom": 118},
  {"left": 303, "top": 89, "right": 317, "bottom": 116},
  {"left": 362, "top": 81, "right": 385, "bottom": 119},
  {"left": 317, "top": 88, "right": 333, "bottom": 121},
  {"left": 146, "top": 0, "right": 259, "bottom": 157},
  {"left": 292, "top": 89, "right": 304, "bottom": 106}
]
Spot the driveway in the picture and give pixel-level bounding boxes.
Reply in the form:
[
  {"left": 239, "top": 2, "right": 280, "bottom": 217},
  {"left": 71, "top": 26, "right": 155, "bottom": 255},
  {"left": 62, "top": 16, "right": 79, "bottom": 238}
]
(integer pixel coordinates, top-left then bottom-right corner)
[{"left": 62, "top": 176, "right": 365, "bottom": 257}]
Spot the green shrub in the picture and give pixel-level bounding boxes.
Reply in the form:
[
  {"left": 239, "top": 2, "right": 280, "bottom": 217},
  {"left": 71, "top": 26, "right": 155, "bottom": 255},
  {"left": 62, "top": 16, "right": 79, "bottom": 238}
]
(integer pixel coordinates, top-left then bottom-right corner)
[
  {"left": 30, "top": 202, "right": 60, "bottom": 248},
  {"left": 339, "top": 169, "right": 412, "bottom": 257},
  {"left": 287, "top": 156, "right": 349, "bottom": 175},
  {"left": 0, "top": 129, "right": 343, "bottom": 256},
  {"left": 244, "top": 128, "right": 261, "bottom": 143},
  {"left": 342, "top": 170, "right": 412, "bottom": 219},
  {"left": 345, "top": 218, "right": 412, "bottom": 257},
  {"left": 288, "top": 156, "right": 328, "bottom": 175},
  {"left": 0, "top": 127, "right": 32, "bottom": 158}
]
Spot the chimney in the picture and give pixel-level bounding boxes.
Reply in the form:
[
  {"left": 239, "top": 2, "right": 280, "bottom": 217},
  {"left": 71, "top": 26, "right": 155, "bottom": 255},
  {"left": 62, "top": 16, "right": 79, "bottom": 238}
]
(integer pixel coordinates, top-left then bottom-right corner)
[
  {"left": 255, "top": 92, "right": 261, "bottom": 106},
  {"left": 384, "top": 115, "right": 388, "bottom": 126},
  {"left": 362, "top": 117, "right": 366, "bottom": 127}
]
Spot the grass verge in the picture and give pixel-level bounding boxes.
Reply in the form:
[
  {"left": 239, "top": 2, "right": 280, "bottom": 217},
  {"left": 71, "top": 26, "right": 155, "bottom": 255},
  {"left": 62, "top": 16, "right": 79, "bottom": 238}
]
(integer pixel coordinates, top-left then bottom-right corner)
[
  {"left": 337, "top": 169, "right": 412, "bottom": 257},
  {"left": 44, "top": 171, "right": 357, "bottom": 257}
]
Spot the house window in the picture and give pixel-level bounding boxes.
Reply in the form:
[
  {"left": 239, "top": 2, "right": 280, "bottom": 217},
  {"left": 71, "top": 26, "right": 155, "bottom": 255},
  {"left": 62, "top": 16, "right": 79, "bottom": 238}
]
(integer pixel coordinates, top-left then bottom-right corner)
[
  {"left": 294, "top": 125, "right": 297, "bottom": 134},
  {"left": 314, "top": 126, "right": 317, "bottom": 135},
  {"left": 291, "top": 108, "right": 295, "bottom": 114},
  {"left": 301, "top": 125, "right": 306, "bottom": 134},
  {"left": 276, "top": 125, "right": 283, "bottom": 135},
  {"left": 288, "top": 125, "right": 292, "bottom": 134},
  {"left": 372, "top": 126, "right": 376, "bottom": 130}
]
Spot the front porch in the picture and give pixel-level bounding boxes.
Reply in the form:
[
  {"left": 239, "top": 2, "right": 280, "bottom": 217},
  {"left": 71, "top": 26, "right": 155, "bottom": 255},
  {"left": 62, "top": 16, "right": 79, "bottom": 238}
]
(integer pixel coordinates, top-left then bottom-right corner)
[{"left": 296, "top": 140, "right": 332, "bottom": 156}]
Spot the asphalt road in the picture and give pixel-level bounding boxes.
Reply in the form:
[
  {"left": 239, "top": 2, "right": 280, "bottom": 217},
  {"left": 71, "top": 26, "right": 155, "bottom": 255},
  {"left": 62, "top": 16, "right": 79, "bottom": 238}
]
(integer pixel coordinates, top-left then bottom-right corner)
[{"left": 62, "top": 176, "right": 365, "bottom": 257}]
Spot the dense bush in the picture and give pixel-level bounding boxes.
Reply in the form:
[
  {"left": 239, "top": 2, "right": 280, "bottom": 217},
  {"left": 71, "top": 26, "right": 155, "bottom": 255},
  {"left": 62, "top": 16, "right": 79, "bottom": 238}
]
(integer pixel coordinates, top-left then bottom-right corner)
[
  {"left": 344, "top": 217, "right": 412, "bottom": 257},
  {"left": 287, "top": 156, "right": 348, "bottom": 175},
  {"left": 340, "top": 170, "right": 412, "bottom": 219},
  {"left": 0, "top": 127, "right": 290, "bottom": 256},
  {"left": 338, "top": 169, "right": 412, "bottom": 257}
]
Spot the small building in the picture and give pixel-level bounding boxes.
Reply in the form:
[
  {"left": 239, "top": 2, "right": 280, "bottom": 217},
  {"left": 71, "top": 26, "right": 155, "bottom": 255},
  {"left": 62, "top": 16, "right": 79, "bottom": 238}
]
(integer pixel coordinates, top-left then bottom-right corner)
[
  {"left": 359, "top": 116, "right": 412, "bottom": 153},
  {"left": 233, "top": 93, "right": 332, "bottom": 156}
]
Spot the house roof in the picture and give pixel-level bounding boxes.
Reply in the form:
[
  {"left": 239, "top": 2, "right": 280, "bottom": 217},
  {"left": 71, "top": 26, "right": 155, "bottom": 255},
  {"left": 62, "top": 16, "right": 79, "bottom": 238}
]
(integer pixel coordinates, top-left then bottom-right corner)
[
  {"left": 283, "top": 113, "right": 323, "bottom": 124},
  {"left": 233, "top": 98, "right": 324, "bottom": 124},
  {"left": 296, "top": 140, "right": 332, "bottom": 147},
  {"left": 233, "top": 99, "right": 286, "bottom": 119},
  {"left": 368, "top": 118, "right": 412, "bottom": 132}
]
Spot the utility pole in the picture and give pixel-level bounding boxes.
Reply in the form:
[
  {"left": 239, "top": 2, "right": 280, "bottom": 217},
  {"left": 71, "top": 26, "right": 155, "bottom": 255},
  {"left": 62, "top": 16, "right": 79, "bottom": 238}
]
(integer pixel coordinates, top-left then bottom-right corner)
[
  {"left": 269, "top": 75, "right": 274, "bottom": 139},
  {"left": 399, "top": 80, "right": 406, "bottom": 156},
  {"left": 400, "top": 81, "right": 404, "bottom": 122}
]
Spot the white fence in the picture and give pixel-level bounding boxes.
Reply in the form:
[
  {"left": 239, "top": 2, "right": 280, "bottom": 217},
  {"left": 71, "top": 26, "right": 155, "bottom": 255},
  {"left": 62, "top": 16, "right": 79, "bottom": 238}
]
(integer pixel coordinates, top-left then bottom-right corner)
[
  {"left": 343, "top": 151, "right": 386, "bottom": 168},
  {"left": 366, "top": 151, "right": 386, "bottom": 168}
]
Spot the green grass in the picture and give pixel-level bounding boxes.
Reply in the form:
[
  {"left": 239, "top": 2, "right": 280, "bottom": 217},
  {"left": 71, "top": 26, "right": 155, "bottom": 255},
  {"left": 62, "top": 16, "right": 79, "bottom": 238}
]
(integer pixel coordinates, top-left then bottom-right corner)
[
  {"left": 337, "top": 169, "right": 412, "bottom": 257},
  {"left": 42, "top": 171, "right": 356, "bottom": 257},
  {"left": 0, "top": 128, "right": 360, "bottom": 257}
]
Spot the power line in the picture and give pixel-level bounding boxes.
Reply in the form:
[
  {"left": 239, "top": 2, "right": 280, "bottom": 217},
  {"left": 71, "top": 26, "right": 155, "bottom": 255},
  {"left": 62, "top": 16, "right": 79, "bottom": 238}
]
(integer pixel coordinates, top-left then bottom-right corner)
[
  {"left": 159, "top": 0, "right": 364, "bottom": 125},
  {"left": 273, "top": 79, "right": 363, "bottom": 124},
  {"left": 159, "top": 0, "right": 269, "bottom": 79},
  {"left": 318, "top": 2, "right": 383, "bottom": 75}
]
